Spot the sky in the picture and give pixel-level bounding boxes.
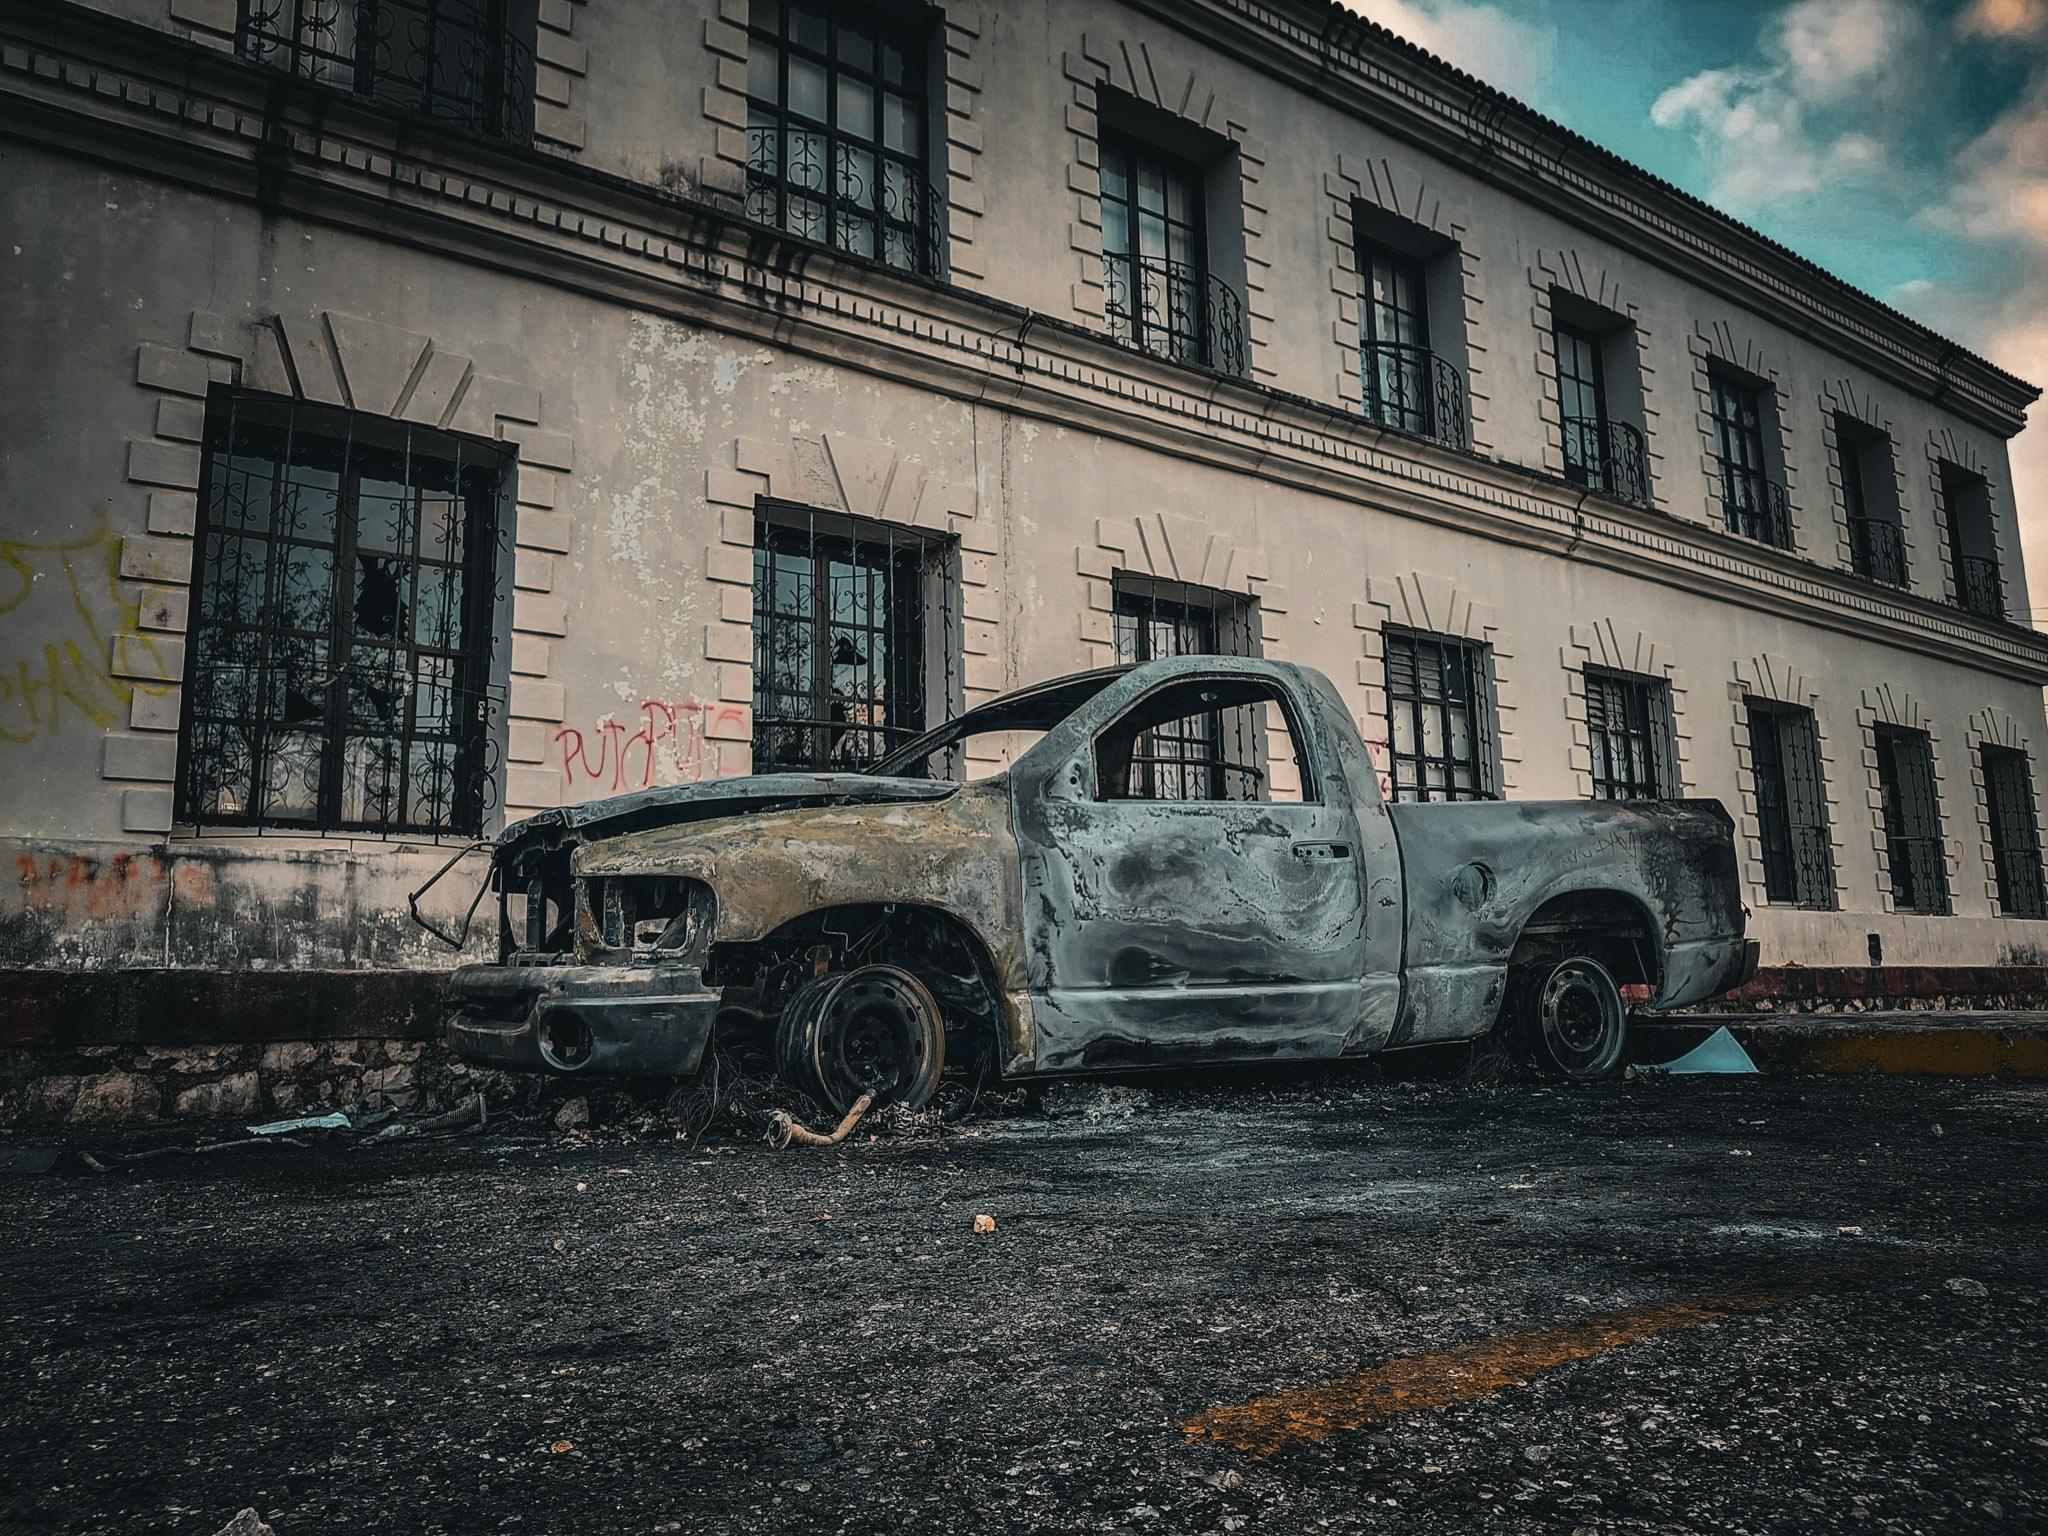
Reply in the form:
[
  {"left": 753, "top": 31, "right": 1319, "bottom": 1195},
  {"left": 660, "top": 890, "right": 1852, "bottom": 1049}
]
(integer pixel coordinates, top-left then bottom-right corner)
[{"left": 1352, "top": 0, "right": 2048, "bottom": 616}]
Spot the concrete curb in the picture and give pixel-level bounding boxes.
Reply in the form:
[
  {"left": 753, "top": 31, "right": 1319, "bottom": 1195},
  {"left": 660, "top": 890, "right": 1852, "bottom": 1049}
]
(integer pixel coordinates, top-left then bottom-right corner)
[{"left": 1632, "top": 1013, "right": 2048, "bottom": 1078}]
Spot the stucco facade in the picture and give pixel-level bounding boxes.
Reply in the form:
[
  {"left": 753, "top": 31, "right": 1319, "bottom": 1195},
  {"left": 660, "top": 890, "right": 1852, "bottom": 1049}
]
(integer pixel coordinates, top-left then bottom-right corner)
[{"left": 3, "top": 0, "right": 2045, "bottom": 1030}]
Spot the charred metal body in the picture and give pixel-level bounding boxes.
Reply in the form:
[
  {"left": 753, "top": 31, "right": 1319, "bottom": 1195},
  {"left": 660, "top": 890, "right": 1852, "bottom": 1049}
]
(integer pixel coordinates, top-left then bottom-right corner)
[{"left": 434, "top": 657, "right": 1756, "bottom": 1090}]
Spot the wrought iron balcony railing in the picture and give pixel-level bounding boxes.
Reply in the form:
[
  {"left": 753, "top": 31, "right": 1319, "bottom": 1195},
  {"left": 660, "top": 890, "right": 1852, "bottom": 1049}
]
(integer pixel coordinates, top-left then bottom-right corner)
[
  {"left": 1358, "top": 341, "right": 1468, "bottom": 451},
  {"left": 235, "top": 0, "right": 534, "bottom": 143},
  {"left": 1886, "top": 834, "right": 1951, "bottom": 915},
  {"left": 1101, "top": 254, "right": 1247, "bottom": 377},
  {"left": 1847, "top": 515, "right": 1908, "bottom": 589},
  {"left": 744, "top": 128, "right": 946, "bottom": 278},
  {"left": 1956, "top": 553, "right": 2006, "bottom": 621},
  {"left": 1560, "top": 415, "right": 1650, "bottom": 508},
  {"left": 1720, "top": 462, "right": 1794, "bottom": 549}
]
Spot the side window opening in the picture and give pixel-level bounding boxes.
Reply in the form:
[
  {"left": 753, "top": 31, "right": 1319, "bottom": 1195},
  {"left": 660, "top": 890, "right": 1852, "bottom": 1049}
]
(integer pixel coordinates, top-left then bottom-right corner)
[{"left": 1093, "top": 678, "right": 1313, "bottom": 805}]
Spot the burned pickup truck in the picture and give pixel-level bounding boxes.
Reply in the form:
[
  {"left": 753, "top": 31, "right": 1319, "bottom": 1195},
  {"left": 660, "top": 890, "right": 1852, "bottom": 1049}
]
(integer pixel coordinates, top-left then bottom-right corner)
[{"left": 439, "top": 656, "right": 1755, "bottom": 1108}]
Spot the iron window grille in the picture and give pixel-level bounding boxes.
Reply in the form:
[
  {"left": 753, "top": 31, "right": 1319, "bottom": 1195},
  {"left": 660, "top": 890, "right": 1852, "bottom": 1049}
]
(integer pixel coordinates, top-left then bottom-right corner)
[
  {"left": 1939, "top": 465, "right": 2006, "bottom": 621},
  {"left": 1745, "top": 699, "right": 1835, "bottom": 909},
  {"left": 178, "top": 392, "right": 509, "bottom": 837},
  {"left": 1382, "top": 630, "right": 1496, "bottom": 803},
  {"left": 234, "top": 0, "right": 535, "bottom": 142},
  {"left": 1710, "top": 373, "right": 1792, "bottom": 548},
  {"left": 751, "top": 508, "right": 953, "bottom": 774},
  {"left": 1353, "top": 238, "right": 1467, "bottom": 450},
  {"left": 743, "top": 0, "right": 943, "bottom": 278},
  {"left": 1111, "top": 578, "right": 1261, "bottom": 800},
  {"left": 1584, "top": 668, "right": 1677, "bottom": 801},
  {"left": 1873, "top": 724, "right": 1950, "bottom": 915},
  {"left": 1554, "top": 323, "right": 1648, "bottom": 507},
  {"left": 1982, "top": 745, "right": 2046, "bottom": 919},
  {"left": 1098, "top": 134, "right": 1245, "bottom": 376}
]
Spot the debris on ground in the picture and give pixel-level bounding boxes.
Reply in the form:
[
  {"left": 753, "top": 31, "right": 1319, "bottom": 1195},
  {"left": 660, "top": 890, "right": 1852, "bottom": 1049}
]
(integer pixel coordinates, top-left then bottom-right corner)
[
  {"left": 247, "top": 1112, "right": 352, "bottom": 1136},
  {"left": 1645, "top": 1026, "right": 1760, "bottom": 1075},
  {"left": 974, "top": 1213, "right": 997, "bottom": 1234},
  {"left": 553, "top": 1096, "right": 591, "bottom": 1133},
  {"left": 1041, "top": 1083, "right": 1153, "bottom": 1120},
  {"left": 768, "top": 1091, "right": 876, "bottom": 1150},
  {"left": 1946, "top": 1276, "right": 1990, "bottom": 1298},
  {"left": 210, "top": 1511, "right": 273, "bottom": 1536}
]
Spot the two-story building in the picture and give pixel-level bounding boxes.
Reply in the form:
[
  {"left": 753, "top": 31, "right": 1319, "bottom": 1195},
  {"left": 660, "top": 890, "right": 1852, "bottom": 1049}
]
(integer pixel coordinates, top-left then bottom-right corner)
[{"left": 2, "top": 0, "right": 2044, "bottom": 1117}]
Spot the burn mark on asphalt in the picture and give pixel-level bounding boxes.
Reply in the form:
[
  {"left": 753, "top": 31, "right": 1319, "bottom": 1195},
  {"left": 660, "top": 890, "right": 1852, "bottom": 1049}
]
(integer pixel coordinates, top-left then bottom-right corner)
[{"left": 1181, "top": 1291, "right": 1787, "bottom": 1459}]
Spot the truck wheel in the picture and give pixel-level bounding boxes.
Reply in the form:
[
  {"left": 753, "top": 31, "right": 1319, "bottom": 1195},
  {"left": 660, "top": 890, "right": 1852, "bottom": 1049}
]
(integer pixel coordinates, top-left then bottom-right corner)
[
  {"left": 775, "top": 965, "right": 945, "bottom": 1115},
  {"left": 1518, "top": 956, "right": 1628, "bottom": 1080}
]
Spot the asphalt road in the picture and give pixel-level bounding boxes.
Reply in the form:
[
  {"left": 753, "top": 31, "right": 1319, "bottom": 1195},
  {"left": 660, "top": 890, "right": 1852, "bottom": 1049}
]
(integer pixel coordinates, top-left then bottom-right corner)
[{"left": 2, "top": 1069, "right": 2044, "bottom": 1535}]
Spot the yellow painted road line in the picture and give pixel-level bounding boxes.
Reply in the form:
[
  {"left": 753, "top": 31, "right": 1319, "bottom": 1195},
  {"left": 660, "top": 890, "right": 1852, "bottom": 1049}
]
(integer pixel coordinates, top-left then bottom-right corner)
[{"left": 1182, "top": 1293, "right": 1783, "bottom": 1459}]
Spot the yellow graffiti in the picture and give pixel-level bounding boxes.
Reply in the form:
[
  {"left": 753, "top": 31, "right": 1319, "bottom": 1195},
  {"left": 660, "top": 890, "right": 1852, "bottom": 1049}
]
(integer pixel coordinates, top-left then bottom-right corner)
[{"left": 0, "top": 518, "right": 176, "bottom": 746}]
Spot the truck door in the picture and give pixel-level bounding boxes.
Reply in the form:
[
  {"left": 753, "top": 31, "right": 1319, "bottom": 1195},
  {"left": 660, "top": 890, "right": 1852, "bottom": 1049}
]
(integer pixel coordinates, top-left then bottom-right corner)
[{"left": 1013, "top": 661, "right": 1397, "bottom": 1071}]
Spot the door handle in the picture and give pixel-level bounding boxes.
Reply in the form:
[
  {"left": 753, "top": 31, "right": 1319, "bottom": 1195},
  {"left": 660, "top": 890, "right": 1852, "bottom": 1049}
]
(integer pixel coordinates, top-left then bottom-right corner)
[{"left": 1291, "top": 841, "right": 1352, "bottom": 861}]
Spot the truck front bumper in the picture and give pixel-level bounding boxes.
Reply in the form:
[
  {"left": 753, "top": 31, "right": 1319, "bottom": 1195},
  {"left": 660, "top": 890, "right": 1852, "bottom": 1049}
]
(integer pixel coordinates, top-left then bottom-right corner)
[
  {"left": 1659, "top": 936, "right": 1762, "bottom": 1009},
  {"left": 446, "top": 963, "right": 721, "bottom": 1076}
]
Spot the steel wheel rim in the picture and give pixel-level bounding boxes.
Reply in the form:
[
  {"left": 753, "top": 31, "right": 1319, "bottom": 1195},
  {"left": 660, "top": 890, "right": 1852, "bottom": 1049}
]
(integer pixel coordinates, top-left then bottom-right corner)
[
  {"left": 1539, "top": 963, "right": 1623, "bottom": 1077},
  {"left": 815, "top": 973, "right": 931, "bottom": 1106}
]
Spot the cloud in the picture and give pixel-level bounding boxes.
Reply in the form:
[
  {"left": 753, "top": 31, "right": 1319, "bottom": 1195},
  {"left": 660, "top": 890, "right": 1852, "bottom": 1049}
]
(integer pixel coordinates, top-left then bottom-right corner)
[
  {"left": 1649, "top": 67, "right": 1887, "bottom": 208},
  {"left": 1349, "top": 0, "right": 1556, "bottom": 99},
  {"left": 1778, "top": 0, "right": 1916, "bottom": 101},
  {"left": 1648, "top": 0, "right": 1917, "bottom": 210},
  {"left": 1955, "top": 0, "right": 2048, "bottom": 40}
]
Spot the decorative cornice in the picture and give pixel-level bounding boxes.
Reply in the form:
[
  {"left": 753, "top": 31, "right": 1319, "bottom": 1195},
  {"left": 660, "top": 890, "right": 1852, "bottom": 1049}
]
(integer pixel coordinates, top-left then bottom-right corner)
[{"left": 6, "top": 4, "right": 2048, "bottom": 693}]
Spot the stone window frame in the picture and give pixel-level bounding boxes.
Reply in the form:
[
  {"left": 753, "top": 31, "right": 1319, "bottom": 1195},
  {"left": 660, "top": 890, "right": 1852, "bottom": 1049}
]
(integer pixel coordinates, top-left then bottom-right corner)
[
  {"left": 1964, "top": 708, "right": 2048, "bottom": 919},
  {"left": 1562, "top": 620, "right": 1691, "bottom": 800},
  {"left": 1528, "top": 251, "right": 1662, "bottom": 508},
  {"left": 700, "top": 0, "right": 987, "bottom": 283},
  {"left": 1924, "top": 428, "right": 2007, "bottom": 614},
  {"left": 165, "top": 0, "right": 590, "bottom": 154},
  {"left": 1353, "top": 573, "right": 1518, "bottom": 801},
  {"left": 120, "top": 309, "right": 576, "bottom": 835},
  {"left": 1686, "top": 320, "right": 1808, "bottom": 554},
  {"left": 1854, "top": 683, "right": 1958, "bottom": 917},
  {"left": 1725, "top": 655, "right": 1846, "bottom": 911},
  {"left": 1815, "top": 377, "right": 1913, "bottom": 590},
  {"left": 1323, "top": 155, "right": 1492, "bottom": 456},
  {"left": 1058, "top": 32, "right": 1275, "bottom": 385},
  {"left": 703, "top": 432, "right": 996, "bottom": 775}
]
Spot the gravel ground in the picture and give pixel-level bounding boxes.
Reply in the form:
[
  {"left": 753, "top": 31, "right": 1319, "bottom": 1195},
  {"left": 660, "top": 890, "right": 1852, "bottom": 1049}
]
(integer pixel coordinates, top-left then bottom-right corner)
[{"left": 1, "top": 1069, "right": 2043, "bottom": 1535}]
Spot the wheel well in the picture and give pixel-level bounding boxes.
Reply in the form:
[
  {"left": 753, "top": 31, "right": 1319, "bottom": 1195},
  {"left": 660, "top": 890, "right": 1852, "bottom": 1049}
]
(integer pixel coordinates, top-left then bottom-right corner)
[
  {"left": 706, "top": 903, "right": 1007, "bottom": 1068},
  {"left": 1507, "top": 890, "right": 1662, "bottom": 992}
]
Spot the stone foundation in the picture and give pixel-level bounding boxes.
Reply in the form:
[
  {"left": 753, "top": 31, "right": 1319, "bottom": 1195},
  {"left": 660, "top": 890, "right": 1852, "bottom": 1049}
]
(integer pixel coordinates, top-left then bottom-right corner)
[{"left": 0, "top": 1036, "right": 486, "bottom": 1127}]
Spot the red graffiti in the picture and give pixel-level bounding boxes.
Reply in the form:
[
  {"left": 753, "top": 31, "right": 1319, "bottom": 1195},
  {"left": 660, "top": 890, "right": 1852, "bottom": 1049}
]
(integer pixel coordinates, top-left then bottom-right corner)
[
  {"left": 553, "top": 699, "right": 751, "bottom": 794},
  {"left": 1361, "top": 734, "right": 1394, "bottom": 801}
]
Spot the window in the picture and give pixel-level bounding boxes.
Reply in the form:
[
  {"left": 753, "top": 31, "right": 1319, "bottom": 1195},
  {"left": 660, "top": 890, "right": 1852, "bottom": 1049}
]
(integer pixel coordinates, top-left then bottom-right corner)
[
  {"left": 1110, "top": 579, "right": 1260, "bottom": 800},
  {"left": 1874, "top": 725, "right": 1949, "bottom": 915},
  {"left": 1099, "top": 134, "right": 1242, "bottom": 373},
  {"left": 1837, "top": 417, "right": 1906, "bottom": 588},
  {"left": 751, "top": 509, "right": 948, "bottom": 773},
  {"left": 178, "top": 393, "right": 507, "bottom": 835},
  {"left": 743, "top": 0, "right": 940, "bottom": 276},
  {"left": 1584, "top": 669, "right": 1676, "bottom": 801},
  {"left": 1745, "top": 700, "right": 1834, "bottom": 909},
  {"left": 1982, "top": 746, "right": 2045, "bottom": 919},
  {"left": 1547, "top": 296, "right": 1649, "bottom": 507},
  {"left": 235, "top": 0, "right": 534, "bottom": 141},
  {"left": 1555, "top": 323, "right": 1609, "bottom": 493},
  {"left": 1094, "top": 677, "right": 1308, "bottom": 804},
  {"left": 1939, "top": 463, "right": 2004, "bottom": 620},
  {"left": 1382, "top": 630, "right": 1495, "bottom": 803},
  {"left": 1358, "top": 239, "right": 1433, "bottom": 439},
  {"left": 1710, "top": 372, "right": 1791, "bottom": 547}
]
